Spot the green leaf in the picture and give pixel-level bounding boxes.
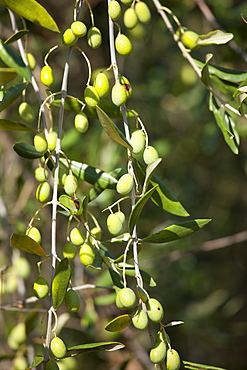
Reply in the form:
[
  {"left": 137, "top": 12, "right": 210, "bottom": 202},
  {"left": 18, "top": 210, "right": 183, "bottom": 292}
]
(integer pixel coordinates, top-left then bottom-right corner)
[
  {"left": 116, "top": 264, "right": 156, "bottom": 287},
  {"left": 0, "top": 0, "right": 60, "bottom": 33},
  {"left": 59, "top": 195, "right": 78, "bottom": 214},
  {"left": 0, "top": 82, "right": 28, "bottom": 112},
  {"left": 209, "top": 95, "right": 239, "bottom": 154},
  {"left": 105, "top": 314, "right": 132, "bottom": 332},
  {"left": 10, "top": 234, "right": 47, "bottom": 257},
  {"left": 128, "top": 186, "right": 158, "bottom": 234},
  {"left": 52, "top": 258, "right": 72, "bottom": 310},
  {"left": 0, "top": 40, "right": 31, "bottom": 81},
  {"left": 197, "top": 30, "right": 233, "bottom": 45},
  {"left": 5, "top": 29, "right": 29, "bottom": 45},
  {"left": 142, "top": 158, "right": 162, "bottom": 194},
  {"left": 0, "top": 67, "right": 17, "bottom": 84},
  {"left": 0, "top": 119, "right": 36, "bottom": 131},
  {"left": 26, "top": 356, "right": 44, "bottom": 370},
  {"left": 60, "top": 158, "right": 118, "bottom": 189},
  {"left": 13, "top": 142, "right": 44, "bottom": 159},
  {"left": 51, "top": 98, "right": 82, "bottom": 113},
  {"left": 96, "top": 105, "right": 132, "bottom": 150},
  {"left": 142, "top": 219, "right": 212, "bottom": 244},
  {"left": 183, "top": 361, "right": 227, "bottom": 370},
  {"left": 201, "top": 53, "right": 214, "bottom": 87},
  {"left": 109, "top": 268, "right": 124, "bottom": 289},
  {"left": 67, "top": 341, "right": 125, "bottom": 357},
  {"left": 113, "top": 242, "right": 141, "bottom": 264}
]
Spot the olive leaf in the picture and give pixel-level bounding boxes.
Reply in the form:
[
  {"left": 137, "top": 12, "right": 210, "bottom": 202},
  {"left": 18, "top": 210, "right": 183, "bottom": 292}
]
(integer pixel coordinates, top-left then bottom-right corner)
[
  {"left": 13, "top": 142, "right": 44, "bottom": 159},
  {"left": 115, "top": 263, "right": 156, "bottom": 287},
  {"left": 0, "top": 67, "right": 17, "bottom": 84},
  {"left": 183, "top": 361, "right": 227, "bottom": 370},
  {"left": 197, "top": 30, "right": 233, "bottom": 46},
  {"left": 105, "top": 314, "right": 132, "bottom": 332},
  {"left": 66, "top": 341, "right": 125, "bottom": 357},
  {"left": 4, "top": 29, "right": 29, "bottom": 45},
  {"left": 52, "top": 258, "right": 72, "bottom": 310},
  {"left": 0, "top": 119, "right": 36, "bottom": 131},
  {"left": 0, "top": 83, "right": 28, "bottom": 112},
  {"left": 10, "top": 234, "right": 47, "bottom": 257},
  {"left": 26, "top": 356, "right": 44, "bottom": 370}
]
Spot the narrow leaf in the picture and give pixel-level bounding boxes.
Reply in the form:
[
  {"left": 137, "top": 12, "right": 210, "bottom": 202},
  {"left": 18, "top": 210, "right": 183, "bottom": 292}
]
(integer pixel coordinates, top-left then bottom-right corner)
[
  {"left": 10, "top": 234, "right": 47, "bottom": 257},
  {"left": 142, "top": 158, "right": 162, "bottom": 193},
  {"left": 5, "top": 29, "right": 29, "bottom": 45},
  {"left": 67, "top": 341, "right": 125, "bottom": 357},
  {"left": 142, "top": 219, "right": 211, "bottom": 244},
  {"left": 96, "top": 105, "right": 132, "bottom": 150},
  {"left": 183, "top": 361, "right": 227, "bottom": 370},
  {"left": 116, "top": 264, "right": 156, "bottom": 287},
  {"left": 26, "top": 356, "right": 44, "bottom": 370},
  {"left": 13, "top": 142, "right": 44, "bottom": 159},
  {"left": 109, "top": 268, "right": 124, "bottom": 289},
  {"left": 59, "top": 195, "right": 78, "bottom": 214},
  {"left": 128, "top": 186, "right": 158, "bottom": 234},
  {"left": 165, "top": 321, "right": 184, "bottom": 327},
  {"left": 197, "top": 30, "right": 233, "bottom": 45},
  {"left": 105, "top": 314, "right": 132, "bottom": 332},
  {"left": 52, "top": 258, "right": 72, "bottom": 310},
  {"left": 0, "top": 119, "right": 36, "bottom": 131},
  {"left": 0, "top": 82, "right": 28, "bottom": 112},
  {"left": 0, "top": 0, "right": 60, "bottom": 33},
  {"left": 0, "top": 67, "right": 17, "bottom": 84},
  {"left": 201, "top": 53, "right": 214, "bottom": 87},
  {"left": 0, "top": 39, "right": 31, "bottom": 81}
]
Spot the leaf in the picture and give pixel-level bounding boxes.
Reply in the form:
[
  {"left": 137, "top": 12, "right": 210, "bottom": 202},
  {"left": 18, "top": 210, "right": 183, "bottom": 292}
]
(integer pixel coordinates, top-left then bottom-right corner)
[
  {"left": 0, "top": 82, "right": 28, "bottom": 112},
  {"left": 26, "top": 356, "right": 44, "bottom": 370},
  {"left": 5, "top": 29, "right": 29, "bottom": 45},
  {"left": 209, "top": 95, "right": 239, "bottom": 154},
  {"left": 96, "top": 105, "right": 132, "bottom": 150},
  {"left": 116, "top": 264, "right": 156, "bottom": 287},
  {"left": 0, "top": 67, "right": 17, "bottom": 84},
  {"left": 142, "top": 158, "right": 162, "bottom": 194},
  {"left": 141, "top": 219, "right": 211, "bottom": 244},
  {"left": 52, "top": 258, "right": 72, "bottom": 310},
  {"left": 0, "top": 119, "right": 36, "bottom": 131},
  {"left": 128, "top": 185, "right": 158, "bottom": 234},
  {"left": 201, "top": 53, "right": 214, "bottom": 87},
  {"left": 109, "top": 267, "right": 124, "bottom": 289},
  {"left": 183, "top": 361, "right": 227, "bottom": 370},
  {"left": 0, "top": 0, "right": 60, "bottom": 33},
  {"left": 59, "top": 195, "right": 79, "bottom": 214},
  {"left": 51, "top": 98, "right": 82, "bottom": 113},
  {"left": 66, "top": 341, "right": 125, "bottom": 357},
  {"left": 197, "top": 30, "right": 233, "bottom": 45},
  {"left": 105, "top": 314, "right": 132, "bottom": 332},
  {"left": 135, "top": 161, "right": 189, "bottom": 217},
  {"left": 0, "top": 40, "right": 31, "bottom": 81},
  {"left": 165, "top": 321, "right": 184, "bottom": 327},
  {"left": 13, "top": 142, "right": 44, "bottom": 159},
  {"left": 60, "top": 158, "right": 119, "bottom": 189},
  {"left": 10, "top": 234, "right": 47, "bottom": 257}
]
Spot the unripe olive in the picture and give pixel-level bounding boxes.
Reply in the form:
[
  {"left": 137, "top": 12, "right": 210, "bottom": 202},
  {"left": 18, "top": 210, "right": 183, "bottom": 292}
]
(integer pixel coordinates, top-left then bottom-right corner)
[
  {"left": 130, "top": 129, "right": 146, "bottom": 154},
  {"left": 135, "top": 1, "right": 151, "bottom": 23},
  {"left": 70, "top": 227, "right": 84, "bottom": 246},
  {"left": 57, "top": 167, "right": 67, "bottom": 186},
  {"left": 84, "top": 85, "right": 100, "bottom": 107},
  {"left": 46, "top": 131, "right": 58, "bottom": 151},
  {"left": 116, "top": 173, "right": 134, "bottom": 195},
  {"left": 79, "top": 243, "right": 95, "bottom": 266},
  {"left": 150, "top": 341, "right": 167, "bottom": 364},
  {"left": 116, "top": 287, "right": 136, "bottom": 309},
  {"left": 119, "top": 75, "right": 132, "bottom": 98},
  {"left": 143, "top": 145, "right": 159, "bottom": 165},
  {"left": 107, "top": 213, "right": 124, "bottom": 235},
  {"left": 132, "top": 306, "right": 148, "bottom": 329},
  {"left": 25, "top": 52, "right": 36, "bottom": 70},
  {"left": 33, "top": 276, "right": 49, "bottom": 299},
  {"left": 18, "top": 102, "right": 35, "bottom": 122},
  {"left": 12, "top": 356, "right": 28, "bottom": 370},
  {"left": 26, "top": 226, "right": 41, "bottom": 244},
  {"left": 40, "top": 65, "right": 54, "bottom": 87},
  {"left": 181, "top": 30, "right": 199, "bottom": 49},
  {"left": 166, "top": 349, "right": 181, "bottom": 370},
  {"left": 71, "top": 21, "right": 87, "bottom": 37},
  {"left": 146, "top": 298, "right": 164, "bottom": 323},
  {"left": 74, "top": 112, "right": 89, "bottom": 133},
  {"left": 108, "top": 0, "right": 121, "bottom": 21},
  {"left": 65, "top": 289, "right": 80, "bottom": 312},
  {"left": 64, "top": 174, "right": 78, "bottom": 196},
  {"left": 111, "top": 83, "right": 127, "bottom": 106},
  {"left": 14, "top": 257, "right": 31, "bottom": 279},
  {"left": 94, "top": 72, "right": 110, "bottom": 98},
  {"left": 87, "top": 26, "right": 102, "bottom": 49},
  {"left": 114, "top": 210, "right": 125, "bottom": 224},
  {"left": 45, "top": 360, "right": 60, "bottom": 370},
  {"left": 50, "top": 337, "right": 67, "bottom": 359},
  {"left": 124, "top": 8, "right": 138, "bottom": 29},
  {"left": 90, "top": 227, "right": 102, "bottom": 241},
  {"left": 7, "top": 322, "right": 27, "bottom": 350},
  {"left": 35, "top": 167, "right": 48, "bottom": 182},
  {"left": 34, "top": 133, "right": 48, "bottom": 154},
  {"left": 120, "top": 0, "right": 133, "bottom": 6},
  {"left": 63, "top": 242, "right": 77, "bottom": 260},
  {"left": 115, "top": 33, "right": 132, "bottom": 56},
  {"left": 62, "top": 28, "right": 78, "bottom": 46},
  {"left": 36, "top": 181, "right": 51, "bottom": 203}
]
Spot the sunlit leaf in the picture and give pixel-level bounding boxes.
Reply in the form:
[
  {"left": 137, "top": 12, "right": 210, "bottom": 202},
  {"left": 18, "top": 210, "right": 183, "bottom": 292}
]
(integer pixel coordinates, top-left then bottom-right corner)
[
  {"left": 201, "top": 53, "right": 214, "bottom": 87},
  {"left": 128, "top": 185, "right": 158, "bottom": 234},
  {"left": 13, "top": 142, "right": 44, "bottom": 159},
  {"left": 197, "top": 30, "right": 233, "bottom": 46},
  {"left": 5, "top": 29, "right": 29, "bottom": 45},
  {"left": 0, "top": 119, "right": 35, "bottom": 131},
  {"left": 26, "top": 356, "right": 44, "bottom": 370},
  {"left": 183, "top": 361, "right": 227, "bottom": 370},
  {"left": 96, "top": 105, "right": 132, "bottom": 150},
  {"left": 165, "top": 321, "right": 184, "bottom": 327},
  {"left": 0, "top": 40, "right": 31, "bottom": 81},
  {"left": 0, "top": 67, "right": 17, "bottom": 84},
  {"left": 67, "top": 341, "right": 125, "bottom": 357},
  {"left": 52, "top": 258, "right": 72, "bottom": 310},
  {"left": 142, "top": 219, "right": 212, "bottom": 244},
  {"left": 142, "top": 158, "right": 162, "bottom": 193},
  {"left": 0, "top": 0, "right": 60, "bottom": 33},
  {"left": 116, "top": 264, "right": 156, "bottom": 287},
  {"left": 105, "top": 314, "right": 132, "bottom": 332},
  {"left": 10, "top": 234, "right": 47, "bottom": 257},
  {"left": 0, "top": 82, "right": 28, "bottom": 112},
  {"left": 59, "top": 194, "right": 78, "bottom": 214}
]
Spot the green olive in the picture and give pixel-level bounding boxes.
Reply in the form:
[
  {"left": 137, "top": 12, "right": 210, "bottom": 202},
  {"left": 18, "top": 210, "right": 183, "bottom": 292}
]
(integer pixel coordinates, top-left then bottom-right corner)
[
  {"left": 74, "top": 112, "right": 89, "bottom": 133},
  {"left": 26, "top": 226, "right": 41, "bottom": 244},
  {"left": 50, "top": 337, "right": 67, "bottom": 359},
  {"left": 46, "top": 130, "right": 58, "bottom": 151},
  {"left": 65, "top": 289, "right": 80, "bottom": 312},
  {"left": 143, "top": 145, "right": 159, "bottom": 165},
  {"left": 25, "top": 52, "right": 36, "bottom": 70},
  {"left": 116, "top": 287, "right": 136, "bottom": 309},
  {"left": 40, "top": 65, "right": 54, "bottom": 87},
  {"left": 166, "top": 349, "right": 181, "bottom": 370},
  {"left": 115, "top": 33, "right": 132, "bottom": 56},
  {"left": 146, "top": 298, "right": 164, "bottom": 323},
  {"left": 36, "top": 182, "right": 51, "bottom": 203},
  {"left": 114, "top": 210, "right": 125, "bottom": 224},
  {"left": 71, "top": 21, "right": 87, "bottom": 37},
  {"left": 116, "top": 173, "right": 134, "bottom": 194},
  {"left": 108, "top": 0, "right": 122, "bottom": 21},
  {"left": 18, "top": 102, "right": 35, "bottom": 122},
  {"left": 119, "top": 75, "right": 132, "bottom": 98},
  {"left": 111, "top": 83, "right": 127, "bottom": 106},
  {"left": 33, "top": 276, "right": 49, "bottom": 299},
  {"left": 107, "top": 213, "right": 124, "bottom": 235},
  {"left": 132, "top": 306, "right": 148, "bottom": 329},
  {"left": 90, "top": 227, "right": 102, "bottom": 241},
  {"left": 130, "top": 129, "right": 146, "bottom": 154},
  {"left": 120, "top": 0, "right": 133, "bottom": 6},
  {"left": 64, "top": 174, "right": 78, "bottom": 196},
  {"left": 34, "top": 167, "right": 48, "bottom": 182},
  {"left": 87, "top": 26, "right": 102, "bottom": 49},
  {"left": 124, "top": 8, "right": 138, "bottom": 29},
  {"left": 84, "top": 85, "right": 100, "bottom": 107},
  {"left": 135, "top": 1, "right": 151, "bottom": 23},
  {"left": 150, "top": 341, "right": 167, "bottom": 364},
  {"left": 94, "top": 72, "right": 110, "bottom": 98},
  {"left": 63, "top": 242, "right": 77, "bottom": 260},
  {"left": 34, "top": 133, "right": 48, "bottom": 154},
  {"left": 70, "top": 227, "right": 85, "bottom": 246},
  {"left": 79, "top": 243, "right": 95, "bottom": 266},
  {"left": 180, "top": 30, "right": 199, "bottom": 49},
  {"left": 62, "top": 28, "right": 78, "bottom": 46}
]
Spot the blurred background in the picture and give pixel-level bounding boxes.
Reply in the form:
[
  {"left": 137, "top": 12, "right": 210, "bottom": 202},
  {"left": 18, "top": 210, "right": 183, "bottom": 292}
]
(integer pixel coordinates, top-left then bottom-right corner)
[{"left": 0, "top": 0, "right": 247, "bottom": 369}]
